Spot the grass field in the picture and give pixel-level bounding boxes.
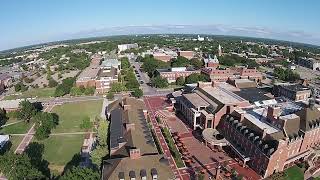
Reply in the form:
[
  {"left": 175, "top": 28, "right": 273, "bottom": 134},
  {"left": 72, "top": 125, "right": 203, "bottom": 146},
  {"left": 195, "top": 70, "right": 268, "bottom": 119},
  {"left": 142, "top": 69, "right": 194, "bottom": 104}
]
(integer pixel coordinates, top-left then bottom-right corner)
[
  {"left": 52, "top": 100, "right": 102, "bottom": 133},
  {"left": 284, "top": 165, "right": 304, "bottom": 180},
  {"left": 35, "top": 134, "right": 84, "bottom": 166},
  {"left": 0, "top": 121, "right": 33, "bottom": 134},
  {"left": 9, "top": 135, "right": 23, "bottom": 151},
  {"left": 4, "top": 88, "right": 55, "bottom": 100}
]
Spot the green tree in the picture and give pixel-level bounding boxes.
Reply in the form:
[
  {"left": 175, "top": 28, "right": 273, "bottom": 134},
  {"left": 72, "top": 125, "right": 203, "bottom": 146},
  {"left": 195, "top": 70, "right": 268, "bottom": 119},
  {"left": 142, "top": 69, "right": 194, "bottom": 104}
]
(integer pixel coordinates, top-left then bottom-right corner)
[
  {"left": 185, "top": 73, "right": 209, "bottom": 84},
  {"left": 171, "top": 56, "right": 190, "bottom": 67},
  {"left": 60, "top": 167, "right": 99, "bottom": 180},
  {"left": 48, "top": 78, "right": 58, "bottom": 88},
  {"left": 176, "top": 77, "right": 185, "bottom": 86},
  {"left": 132, "top": 88, "right": 143, "bottom": 98},
  {"left": 34, "top": 112, "right": 59, "bottom": 140},
  {"left": 110, "top": 82, "right": 126, "bottom": 93},
  {"left": 84, "top": 87, "right": 95, "bottom": 95},
  {"left": 0, "top": 152, "right": 44, "bottom": 180},
  {"left": 0, "top": 108, "right": 8, "bottom": 126},
  {"left": 80, "top": 116, "right": 92, "bottom": 129},
  {"left": 14, "top": 82, "right": 22, "bottom": 92},
  {"left": 90, "top": 146, "right": 107, "bottom": 169},
  {"left": 150, "top": 76, "right": 169, "bottom": 88},
  {"left": 14, "top": 82, "right": 27, "bottom": 92},
  {"left": 17, "top": 100, "right": 36, "bottom": 123},
  {"left": 25, "top": 142, "right": 50, "bottom": 178},
  {"left": 54, "top": 77, "right": 75, "bottom": 97},
  {"left": 106, "top": 91, "right": 114, "bottom": 100},
  {"left": 141, "top": 57, "right": 170, "bottom": 77},
  {"left": 120, "top": 57, "right": 130, "bottom": 69},
  {"left": 70, "top": 87, "right": 83, "bottom": 96},
  {"left": 190, "top": 58, "right": 204, "bottom": 69},
  {"left": 97, "top": 120, "right": 109, "bottom": 147}
]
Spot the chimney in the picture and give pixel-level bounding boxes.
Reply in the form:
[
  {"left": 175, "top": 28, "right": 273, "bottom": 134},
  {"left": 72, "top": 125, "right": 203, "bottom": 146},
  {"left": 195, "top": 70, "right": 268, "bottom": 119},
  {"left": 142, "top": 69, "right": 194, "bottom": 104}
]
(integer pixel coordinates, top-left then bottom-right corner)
[
  {"left": 129, "top": 148, "right": 141, "bottom": 159},
  {"left": 262, "top": 128, "right": 267, "bottom": 139},
  {"left": 211, "top": 81, "right": 217, "bottom": 87},
  {"left": 124, "top": 104, "right": 131, "bottom": 110},
  {"left": 267, "top": 106, "right": 281, "bottom": 120},
  {"left": 215, "top": 166, "right": 221, "bottom": 180},
  {"left": 143, "top": 109, "right": 148, "bottom": 120}
]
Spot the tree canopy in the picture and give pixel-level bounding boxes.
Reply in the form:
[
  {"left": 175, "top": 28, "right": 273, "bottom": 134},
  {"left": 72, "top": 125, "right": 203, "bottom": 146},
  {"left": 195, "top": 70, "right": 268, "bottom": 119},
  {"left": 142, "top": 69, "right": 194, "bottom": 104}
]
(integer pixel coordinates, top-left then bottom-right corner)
[
  {"left": 141, "top": 56, "right": 170, "bottom": 77},
  {"left": 17, "top": 100, "right": 37, "bottom": 123},
  {"left": 150, "top": 76, "right": 169, "bottom": 88},
  {"left": 34, "top": 112, "right": 59, "bottom": 140},
  {"left": 0, "top": 108, "right": 8, "bottom": 127},
  {"left": 0, "top": 152, "right": 45, "bottom": 180},
  {"left": 185, "top": 73, "right": 209, "bottom": 84},
  {"left": 274, "top": 67, "right": 300, "bottom": 82},
  {"left": 60, "top": 167, "right": 100, "bottom": 180}
]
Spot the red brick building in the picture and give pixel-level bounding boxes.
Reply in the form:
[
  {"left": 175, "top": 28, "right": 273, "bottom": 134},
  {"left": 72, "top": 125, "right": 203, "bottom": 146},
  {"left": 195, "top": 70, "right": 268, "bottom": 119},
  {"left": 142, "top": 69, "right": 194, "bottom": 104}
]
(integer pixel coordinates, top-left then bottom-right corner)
[
  {"left": 219, "top": 101, "right": 320, "bottom": 178},
  {"left": 177, "top": 51, "right": 194, "bottom": 60},
  {"left": 156, "top": 67, "right": 200, "bottom": 83},
  {"left": 201, "top": 66, "right": 263, "bottom": 82}
]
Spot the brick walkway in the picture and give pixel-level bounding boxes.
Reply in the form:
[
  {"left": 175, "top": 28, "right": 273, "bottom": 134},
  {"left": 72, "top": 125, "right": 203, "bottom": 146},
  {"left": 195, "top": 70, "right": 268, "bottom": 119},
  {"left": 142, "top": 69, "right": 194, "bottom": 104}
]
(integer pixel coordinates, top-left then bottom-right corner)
[
  {"left": 144, "top": 95, "right": 262, "bottom": 180},
  {"left": 144, "top": 96, "right": 187, "bottom": 180},
  {"left": 14, "top": 104, "right": 55, "bottom": 154}
]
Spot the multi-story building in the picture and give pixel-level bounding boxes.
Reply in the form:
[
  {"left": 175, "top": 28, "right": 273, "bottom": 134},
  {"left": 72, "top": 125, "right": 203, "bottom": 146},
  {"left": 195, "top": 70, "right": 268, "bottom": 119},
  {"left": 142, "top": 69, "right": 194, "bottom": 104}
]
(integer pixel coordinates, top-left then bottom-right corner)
[
  {"left": 95, "top": 67, "right": 118, "bottom": 94},
  {"left": 219, "top": 100, "right": 320, "bottom": 178},
  {"left": 76, "top": 55, "right": 120, "bottom": 93},
  {"left": 177, "top": 50, "right": 194, "bottom": 60},
  {"left": 118, "top": 43, "right": 138, "bottom": 52},
  {"left": 175, "top": 81, "right": 251, "bottom": 130},
  {"left": 201, "top": 66, "right": 263, "bottom": 82},
  {"left": 173, "top": 79, "right": 320, "bottom": 178},
  {"left": 153, "top": 52, "right": 175, "bottom": 62},
  {"left": 274, "top": 83, "right": 311, "bottom": 101},
  {"left": 102, "top": 97, "right": 174, "bottom": 180},
  {"left": 297, "top": 57, "right": 320, "bottom": 70},
  {"left": 156, "top": 67, "right": 200, "bottom": 83}
]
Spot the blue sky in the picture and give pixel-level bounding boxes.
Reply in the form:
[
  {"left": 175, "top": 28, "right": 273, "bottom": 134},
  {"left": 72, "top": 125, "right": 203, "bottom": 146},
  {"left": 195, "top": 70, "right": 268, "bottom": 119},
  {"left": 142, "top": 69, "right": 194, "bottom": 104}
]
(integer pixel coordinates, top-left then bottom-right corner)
[{"left": 0, "top": 0, "right": 320, "bottom": 51}]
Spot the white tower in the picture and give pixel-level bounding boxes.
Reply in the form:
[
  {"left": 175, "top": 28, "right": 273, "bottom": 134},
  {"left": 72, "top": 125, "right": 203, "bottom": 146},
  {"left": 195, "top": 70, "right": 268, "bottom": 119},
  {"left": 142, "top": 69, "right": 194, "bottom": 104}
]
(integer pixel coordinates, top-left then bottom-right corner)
[{"left": 218, "top": 44, "right": 222, "bottom": 56}]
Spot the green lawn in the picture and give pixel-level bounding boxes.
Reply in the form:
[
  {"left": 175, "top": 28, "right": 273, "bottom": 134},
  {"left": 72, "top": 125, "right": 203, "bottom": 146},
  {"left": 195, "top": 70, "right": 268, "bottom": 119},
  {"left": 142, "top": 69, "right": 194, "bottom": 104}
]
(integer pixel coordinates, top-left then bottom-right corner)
[
  {"left": 9, "top": 135, "right": 23, "bottom": 151},
  {"left": 0, "top": 121, "right": 33, "bottom": 134},
  {"left": 52, "top": 100, "right": 102, "bottom": 133},
  {"left": 35, "top": 134, "right": 84, "bottom": 166},
  {"left": 4, "top": 88, "right": 55, "bottom": 100},
  {"left": 161, "top": 127, "right": 184, "bottom": 168},
  {"left": 284, "top": 165, "right": 304, "bottom": 180}
]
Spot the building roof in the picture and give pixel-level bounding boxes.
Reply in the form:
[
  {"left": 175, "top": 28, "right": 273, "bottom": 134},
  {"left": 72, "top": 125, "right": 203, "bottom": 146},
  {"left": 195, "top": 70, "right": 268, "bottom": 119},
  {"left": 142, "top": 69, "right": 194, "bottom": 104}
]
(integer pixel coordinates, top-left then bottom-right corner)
[
  {"left": 102, "top": 155, "right": 174, "bottom": 180},
  {"left": 110, "top": 107, "right": 125, "bottom": 149},
  {"left": 296, "top": 106, "right": 320, "bottom": 132},
  {"left": 234, "top": 87, "right": 272, "bottom": 103},
  {"left": 108, "top": 98, "right": 158, "bottom": 156},
  {"left": 200, "top": 86, "right": 248, "bottom": 106},
  {"left": 77, "top": 66, "right": 99, "bottom": 81},
  {"left": 245, "top": 108, "right": 281, "bottom": 135},
  {"left": 276, "top": 83, "right": 310, "bottom": 92},
  {"left": 182, "top": 93, "right": 210, "bottom": 108},
  {"left": 101, "top": 58, "right": 120, "bottom": 68}
]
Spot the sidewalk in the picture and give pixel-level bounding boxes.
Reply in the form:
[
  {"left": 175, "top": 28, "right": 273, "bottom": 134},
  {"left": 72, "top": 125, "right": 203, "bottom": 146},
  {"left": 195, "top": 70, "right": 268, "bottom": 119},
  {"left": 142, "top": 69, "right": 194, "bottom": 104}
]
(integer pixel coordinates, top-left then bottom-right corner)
[
  {"left": 14, "top": 104, "right": 55, "bottom": 154},
  {"left": 144, "top": 97, "right": 187, "bottom": 180}
]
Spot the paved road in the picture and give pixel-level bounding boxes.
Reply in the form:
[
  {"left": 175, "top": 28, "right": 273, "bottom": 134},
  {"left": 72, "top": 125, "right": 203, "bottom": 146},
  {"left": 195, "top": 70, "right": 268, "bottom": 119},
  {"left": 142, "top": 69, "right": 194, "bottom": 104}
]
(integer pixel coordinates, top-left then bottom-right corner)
[
  {"left": 129, "top": 57, "right": 174, "bottom": 96},
  {"left": 35, "top": 95, "right": 103, "bottom": 105}
]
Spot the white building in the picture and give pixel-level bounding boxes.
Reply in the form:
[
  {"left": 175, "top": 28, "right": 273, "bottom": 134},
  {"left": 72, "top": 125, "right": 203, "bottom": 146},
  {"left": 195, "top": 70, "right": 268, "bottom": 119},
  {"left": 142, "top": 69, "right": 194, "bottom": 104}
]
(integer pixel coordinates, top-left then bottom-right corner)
[
  {"left": 118, "top": 43, "right": 139, "bottom": 52},
  {"left": 0, "top": 135, "right": 9, "bottom": 150},
  {"left": 197, "top": 35, "right": 204, "bottom": 41}
]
